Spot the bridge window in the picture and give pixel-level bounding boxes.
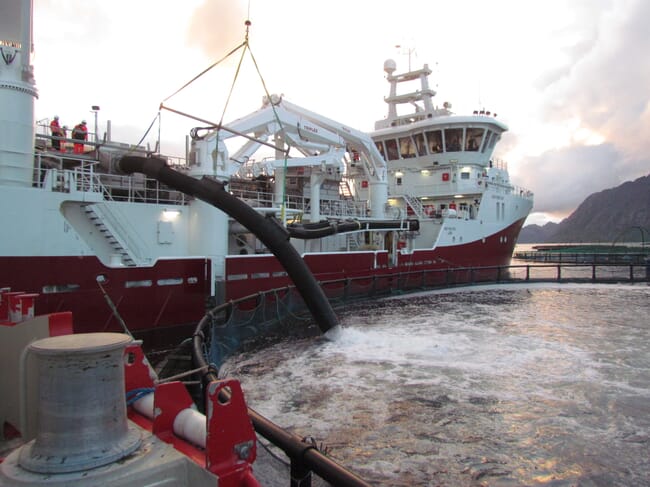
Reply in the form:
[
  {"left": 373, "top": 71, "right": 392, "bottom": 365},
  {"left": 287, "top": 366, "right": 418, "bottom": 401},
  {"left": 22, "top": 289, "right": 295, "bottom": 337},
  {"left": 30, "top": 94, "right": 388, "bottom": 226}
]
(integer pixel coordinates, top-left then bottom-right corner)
[
  {"left": 375, "top": 141, "right": 386, "bottom": 159},
  {"left": 489, "top": 132, "right": 500, "bottom": 150},
  {"left": 413, "top": 133, "right": 427, "bottom": 156},
  {"left": 444, "top": 128, "right": 463, "bottom": 152},
  {"left": 481, "top": 131, "right": 494, "bottom": 153},
  {"left": 466, "top": 128, "right": 484, "bottom": 151},
  {"left": 425, "top": 130, "right": 443, "bottom": 153},
  {"left": 399, "top": 136, "right": 416, "bottom": 158},
  {"left": 461, "top": 171, "right": 470, "bottom": 179},
  {"left": 385, "top": 139, "right": 400, "bottom": 160}
]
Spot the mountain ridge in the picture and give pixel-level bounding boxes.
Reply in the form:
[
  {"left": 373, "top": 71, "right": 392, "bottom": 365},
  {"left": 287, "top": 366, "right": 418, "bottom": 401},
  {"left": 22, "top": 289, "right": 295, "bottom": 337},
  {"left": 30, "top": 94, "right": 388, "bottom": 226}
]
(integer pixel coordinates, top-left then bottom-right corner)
[{"left": 518, "top": 174, "right": 650, "bottom": 243}]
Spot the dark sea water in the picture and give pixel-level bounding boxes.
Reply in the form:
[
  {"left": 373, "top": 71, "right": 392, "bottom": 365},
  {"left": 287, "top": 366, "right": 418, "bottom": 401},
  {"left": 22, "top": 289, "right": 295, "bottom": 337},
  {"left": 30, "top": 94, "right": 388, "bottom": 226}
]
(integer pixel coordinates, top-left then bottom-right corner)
[{"left": 222, "top": 283, "right": 650, "bottom": 486}]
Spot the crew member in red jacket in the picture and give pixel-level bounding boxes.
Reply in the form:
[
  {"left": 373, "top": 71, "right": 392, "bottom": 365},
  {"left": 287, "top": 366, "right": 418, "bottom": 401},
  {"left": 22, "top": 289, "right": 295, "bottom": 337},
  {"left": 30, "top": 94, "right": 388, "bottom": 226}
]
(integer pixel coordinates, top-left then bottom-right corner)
[
  {"left": 72, "top": 120, "right": 88, "bottom": 154},
  {"left": 49, "top": 116, "right": 64, "bottom": 151}
]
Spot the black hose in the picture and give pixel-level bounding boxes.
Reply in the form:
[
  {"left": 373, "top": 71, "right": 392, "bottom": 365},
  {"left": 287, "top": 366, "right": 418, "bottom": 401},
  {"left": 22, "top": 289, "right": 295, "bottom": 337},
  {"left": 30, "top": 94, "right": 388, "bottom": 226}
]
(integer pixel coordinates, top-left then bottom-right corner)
[
  {"left": 287, "top": 220, "right": 361, "bottom": 239},
  {"left": 287, "top": 218, "right": 419, "bottom": 239},
  {"left": 118, "top": 156, "right": 339, "bottom": 336}
]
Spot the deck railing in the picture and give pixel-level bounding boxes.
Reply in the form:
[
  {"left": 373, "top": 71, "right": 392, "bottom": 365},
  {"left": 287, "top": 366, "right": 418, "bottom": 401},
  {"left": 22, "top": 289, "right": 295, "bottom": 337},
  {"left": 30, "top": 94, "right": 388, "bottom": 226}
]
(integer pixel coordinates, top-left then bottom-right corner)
[
  {"left": 33, "top": 144, "right": 189, "bottom": 205},
  {"left": 514, "top": 251, "right": 649, "bottom": 264}
]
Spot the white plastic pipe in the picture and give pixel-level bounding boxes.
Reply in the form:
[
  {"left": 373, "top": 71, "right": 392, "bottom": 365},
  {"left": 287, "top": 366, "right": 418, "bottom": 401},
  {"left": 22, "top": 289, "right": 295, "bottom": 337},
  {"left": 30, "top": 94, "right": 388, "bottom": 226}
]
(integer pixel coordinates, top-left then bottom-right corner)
[
  {"left": 173, "top": 408, "right": 207, "bottom": 448},
  {"left": 133, "top": 393, "right": 207, "bottom": 448}
]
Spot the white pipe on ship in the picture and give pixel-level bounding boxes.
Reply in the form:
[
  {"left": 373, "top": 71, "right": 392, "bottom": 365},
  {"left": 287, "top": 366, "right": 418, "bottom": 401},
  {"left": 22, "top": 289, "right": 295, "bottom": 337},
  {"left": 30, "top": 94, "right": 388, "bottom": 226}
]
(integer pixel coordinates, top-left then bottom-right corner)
[{"left": 133, "top": 393, "right": 207, "bottom": 448}]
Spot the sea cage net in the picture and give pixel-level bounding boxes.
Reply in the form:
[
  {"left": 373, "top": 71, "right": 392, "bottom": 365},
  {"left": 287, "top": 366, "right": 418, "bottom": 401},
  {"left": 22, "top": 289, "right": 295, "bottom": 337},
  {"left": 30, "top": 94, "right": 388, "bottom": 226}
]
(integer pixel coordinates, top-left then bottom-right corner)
[
  {"left": 200, "top": 262, "right": 650, "bottom": 370},
  {"left": 204, "top": 288, "right": 314, "bottom": 370}
]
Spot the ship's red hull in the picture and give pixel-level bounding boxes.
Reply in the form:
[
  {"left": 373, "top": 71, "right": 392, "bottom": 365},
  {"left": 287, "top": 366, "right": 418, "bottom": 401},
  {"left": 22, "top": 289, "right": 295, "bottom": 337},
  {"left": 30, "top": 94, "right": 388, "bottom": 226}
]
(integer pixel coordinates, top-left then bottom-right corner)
[
  {"left": 0, "top": 257, "right": 210, "bottom": 347},
  {"left": 0, "top": 219, "right": 525, "bottom": 339},
  {"left": 225, "top": 218, "right": 525, "bottom": 300}
]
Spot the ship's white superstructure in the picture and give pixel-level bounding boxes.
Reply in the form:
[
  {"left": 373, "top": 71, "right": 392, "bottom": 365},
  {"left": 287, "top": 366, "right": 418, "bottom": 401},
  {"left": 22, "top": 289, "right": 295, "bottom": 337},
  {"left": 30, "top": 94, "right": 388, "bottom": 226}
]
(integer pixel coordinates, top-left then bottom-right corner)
[{"left": 0, "top": 2, "right": 532, "bottom": 336}]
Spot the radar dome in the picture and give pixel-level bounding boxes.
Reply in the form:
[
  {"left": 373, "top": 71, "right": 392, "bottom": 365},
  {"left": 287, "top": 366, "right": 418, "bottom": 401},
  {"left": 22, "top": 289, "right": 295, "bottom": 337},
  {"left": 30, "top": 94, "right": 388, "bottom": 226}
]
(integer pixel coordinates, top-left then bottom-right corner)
[{"left": 384, "top": 59, "right": 396, "bottom": 74}]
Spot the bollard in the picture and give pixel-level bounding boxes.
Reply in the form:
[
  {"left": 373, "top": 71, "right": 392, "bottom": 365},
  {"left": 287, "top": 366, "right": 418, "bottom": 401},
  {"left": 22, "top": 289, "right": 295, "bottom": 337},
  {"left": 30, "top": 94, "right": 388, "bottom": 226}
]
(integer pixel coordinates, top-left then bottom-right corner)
[{"left": 18, "top": 333, "right": 141, "bottom": 473}]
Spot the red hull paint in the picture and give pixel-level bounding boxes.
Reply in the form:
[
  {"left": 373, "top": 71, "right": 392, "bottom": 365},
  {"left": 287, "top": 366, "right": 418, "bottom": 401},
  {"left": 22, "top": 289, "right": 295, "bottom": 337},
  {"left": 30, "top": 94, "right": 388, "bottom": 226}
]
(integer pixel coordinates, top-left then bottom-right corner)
[
  {"left": 225, "top": 218, "right": 526, "bottom": 301},
  {"left": 0, "top": 256, "right": 210, "bottom": 340},
  {"left": 1, "top": 219, "right": 524, "bottom": 338}
]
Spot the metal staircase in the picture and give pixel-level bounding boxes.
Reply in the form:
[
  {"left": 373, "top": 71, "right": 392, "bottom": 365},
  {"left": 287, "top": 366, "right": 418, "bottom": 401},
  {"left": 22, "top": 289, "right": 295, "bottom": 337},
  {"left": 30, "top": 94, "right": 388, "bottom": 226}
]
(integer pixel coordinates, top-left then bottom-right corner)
[
  {"left": 339, "top": 179, "right": 354, "bottom": 199},
  {"left": 346, "top": 233, "right": 360, "bottom": 251},
  {"left": 402, "top": 194, "right": 425, "bottom": 219},
  {"left": 83, "top": 204, "right": 137, "bottom": 266}
]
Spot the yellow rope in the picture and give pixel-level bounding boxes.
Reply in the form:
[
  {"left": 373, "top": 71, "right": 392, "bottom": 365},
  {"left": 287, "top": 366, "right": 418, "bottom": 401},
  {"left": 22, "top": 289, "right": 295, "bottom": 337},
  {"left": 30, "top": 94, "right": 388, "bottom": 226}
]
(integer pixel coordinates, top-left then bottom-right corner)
[
  {"left": 150, "top": 20, "right": 292, "bottom": 224},
  {"left": 161, "top": 41, "right": 246, "bottom": 103},
  {"left": 246, "top": 42, "right": 289, "bottom": 223}
]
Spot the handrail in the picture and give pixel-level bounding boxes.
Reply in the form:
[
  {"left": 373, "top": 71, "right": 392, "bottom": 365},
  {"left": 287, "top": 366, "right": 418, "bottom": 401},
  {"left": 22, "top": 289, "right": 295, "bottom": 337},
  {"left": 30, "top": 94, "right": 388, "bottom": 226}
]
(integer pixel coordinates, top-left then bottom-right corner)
[
  {"left": 89, "top": 202, "right": 148, "bottom": 264},
  {"left": 228, "top": 185, "right": 367, "bottom": 219},
  {"left": 514, "top": 251, "right": 649, "bottom": 264},
  {"left": 32, "top": 148, "right": 189, "bottom": 205}
]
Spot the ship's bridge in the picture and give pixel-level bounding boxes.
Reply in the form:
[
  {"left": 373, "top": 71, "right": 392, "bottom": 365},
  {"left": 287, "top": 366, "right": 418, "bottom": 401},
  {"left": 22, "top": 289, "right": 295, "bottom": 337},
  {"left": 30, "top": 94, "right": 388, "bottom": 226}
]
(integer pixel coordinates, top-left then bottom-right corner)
[
  {"left": 369, "top": 115, "right": 514, "bottom": 207},
  {"left": 371, "top": 114, "right": 507, "bottom": 169}
]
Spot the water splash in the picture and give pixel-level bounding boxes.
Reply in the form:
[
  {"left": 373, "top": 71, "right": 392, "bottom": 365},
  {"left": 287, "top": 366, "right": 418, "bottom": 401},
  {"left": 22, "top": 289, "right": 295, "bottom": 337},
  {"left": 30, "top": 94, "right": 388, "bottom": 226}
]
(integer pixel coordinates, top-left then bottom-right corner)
[{"left": 226, "top": 284, "right": 650, "bottom": 486}]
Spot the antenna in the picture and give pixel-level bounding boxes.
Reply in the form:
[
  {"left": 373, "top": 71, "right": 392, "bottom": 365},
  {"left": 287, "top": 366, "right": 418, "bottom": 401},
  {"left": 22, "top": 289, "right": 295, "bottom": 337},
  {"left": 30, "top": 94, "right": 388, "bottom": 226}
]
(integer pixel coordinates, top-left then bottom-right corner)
[{"left": 395, "top": 44, "right": 416, "bottom": 71}]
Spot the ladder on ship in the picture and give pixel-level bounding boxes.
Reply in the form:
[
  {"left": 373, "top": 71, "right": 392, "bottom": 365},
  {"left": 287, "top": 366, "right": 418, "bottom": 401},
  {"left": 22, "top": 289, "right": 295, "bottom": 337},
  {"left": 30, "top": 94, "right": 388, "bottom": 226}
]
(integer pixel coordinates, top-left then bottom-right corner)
[
  {"left": 339, "top": 179, "right": 354, "bottom": 199},
  {"left": 83, "top": 204, "right": 137, "bottom": 266},
  {"left": 402, "top": 194, "right": 425, "bottom": 219},
  {"left": 346, "top": 233, "right": 360, "bottom": 251}
]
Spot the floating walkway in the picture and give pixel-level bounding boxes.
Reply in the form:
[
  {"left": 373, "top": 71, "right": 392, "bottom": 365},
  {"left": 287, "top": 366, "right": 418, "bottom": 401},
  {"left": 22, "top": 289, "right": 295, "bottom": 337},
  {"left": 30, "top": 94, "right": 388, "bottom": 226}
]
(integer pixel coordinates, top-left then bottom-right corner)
[{"left": 514, "top": 244, "right": 649, "bottom": 264}]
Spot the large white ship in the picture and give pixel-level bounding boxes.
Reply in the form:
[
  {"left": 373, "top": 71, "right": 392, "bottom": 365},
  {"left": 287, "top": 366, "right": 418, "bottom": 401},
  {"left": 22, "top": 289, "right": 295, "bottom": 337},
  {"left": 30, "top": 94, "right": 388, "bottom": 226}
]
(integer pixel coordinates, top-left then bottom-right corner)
[{"left": 0, "top": 1, "right": 533, "bottom": 340}]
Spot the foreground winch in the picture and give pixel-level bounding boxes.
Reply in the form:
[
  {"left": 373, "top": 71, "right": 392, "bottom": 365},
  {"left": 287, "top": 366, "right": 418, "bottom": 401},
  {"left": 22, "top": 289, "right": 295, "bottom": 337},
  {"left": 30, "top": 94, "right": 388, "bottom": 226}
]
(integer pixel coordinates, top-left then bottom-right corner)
[{"left": 0, "top": 330, "right": 259, "bottom": 487}]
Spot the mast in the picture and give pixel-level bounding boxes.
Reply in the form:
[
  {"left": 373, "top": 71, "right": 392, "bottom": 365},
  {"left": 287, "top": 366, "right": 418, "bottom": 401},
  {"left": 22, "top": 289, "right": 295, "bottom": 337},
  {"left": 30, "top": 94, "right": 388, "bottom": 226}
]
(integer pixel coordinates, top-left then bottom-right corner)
[
  {"left": 376, "top": 59, "right": 446, "bottom": 130},
  {"left": 0, "top": 0, "right": 38, "bottom": 187}
]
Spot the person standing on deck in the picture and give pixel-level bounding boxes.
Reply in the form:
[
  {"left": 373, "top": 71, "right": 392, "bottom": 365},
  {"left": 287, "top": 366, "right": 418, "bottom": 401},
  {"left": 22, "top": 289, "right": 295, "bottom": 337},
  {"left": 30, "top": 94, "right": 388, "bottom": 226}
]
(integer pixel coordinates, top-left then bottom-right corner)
[
  {"left": 49, "top": 116, "right": 64, "bottom": 151},
  {"left": 61, "top": 125, "right": 69, "bottom": 152},
  {"left": 72, "top": 120, "right": 88, "bottom": 154}
]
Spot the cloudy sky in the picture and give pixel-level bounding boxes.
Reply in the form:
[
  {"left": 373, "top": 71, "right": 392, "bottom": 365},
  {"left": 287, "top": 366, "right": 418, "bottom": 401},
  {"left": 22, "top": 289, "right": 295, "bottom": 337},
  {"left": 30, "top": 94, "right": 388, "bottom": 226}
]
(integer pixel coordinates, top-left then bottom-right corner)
[{"left": 31, "top": 0, "right": 649, "bottom": 225}]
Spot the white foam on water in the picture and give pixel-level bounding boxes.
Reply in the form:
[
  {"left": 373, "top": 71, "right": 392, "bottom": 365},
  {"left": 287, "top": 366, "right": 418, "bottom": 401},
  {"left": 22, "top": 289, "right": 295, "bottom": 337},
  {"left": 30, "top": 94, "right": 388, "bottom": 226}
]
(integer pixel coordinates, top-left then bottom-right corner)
[{"left": 225, "top": 285, "right": 650, "bottom": 486}]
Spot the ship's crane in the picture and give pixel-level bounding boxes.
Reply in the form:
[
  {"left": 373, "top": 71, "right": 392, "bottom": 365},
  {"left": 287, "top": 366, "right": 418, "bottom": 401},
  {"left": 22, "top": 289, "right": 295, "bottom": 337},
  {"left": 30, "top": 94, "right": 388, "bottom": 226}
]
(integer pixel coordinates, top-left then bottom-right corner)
[{"left": 189, "top": 95, "right": 389, "bottom": 219}]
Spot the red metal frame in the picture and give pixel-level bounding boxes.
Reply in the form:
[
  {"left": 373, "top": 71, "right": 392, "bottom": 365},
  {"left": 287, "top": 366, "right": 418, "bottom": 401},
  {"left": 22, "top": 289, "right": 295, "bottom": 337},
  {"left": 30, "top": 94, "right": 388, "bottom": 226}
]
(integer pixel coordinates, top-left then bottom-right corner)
[
  {"left": 123, "top": 343, "right": 260, "bottom": 486},
  {"left": 206, "top": 380, "right": 259, "bottom": 487}
]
